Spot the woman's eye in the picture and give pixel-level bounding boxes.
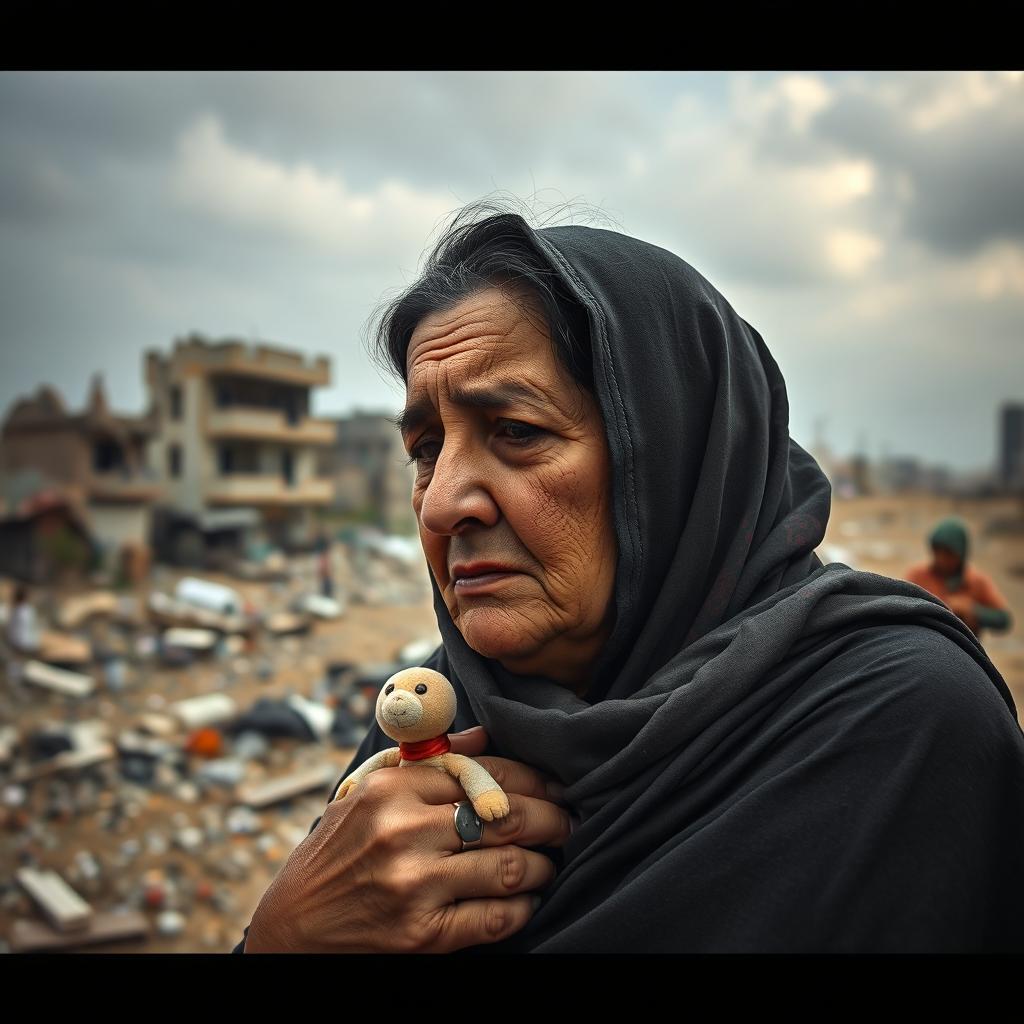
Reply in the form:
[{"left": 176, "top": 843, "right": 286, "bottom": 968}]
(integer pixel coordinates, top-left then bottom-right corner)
[
  {"left": 406, "top": 439, "right": 441, "bottom": 467},
  {"left": 499, "top": 420, "right": 545, "bottom": 444}
]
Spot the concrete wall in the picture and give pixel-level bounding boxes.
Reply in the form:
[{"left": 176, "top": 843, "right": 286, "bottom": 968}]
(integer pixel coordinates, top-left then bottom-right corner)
[
  {"left": 1, "top": 428, "right": 89, "bottom": 486},
  {"left": 89, "top": 502, "right": 151, "bottom": 551}
]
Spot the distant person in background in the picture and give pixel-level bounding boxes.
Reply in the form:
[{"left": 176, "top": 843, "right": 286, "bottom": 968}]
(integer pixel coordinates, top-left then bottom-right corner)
[
  {"left": 906, "top": 517, "right": 1013, "bottom": 642},
  {"left": 6, "top": 583, "right": 41, "bottom": 655}
]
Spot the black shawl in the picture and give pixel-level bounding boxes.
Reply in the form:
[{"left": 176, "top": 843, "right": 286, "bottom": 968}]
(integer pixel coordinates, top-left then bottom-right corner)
[{"left": 240, "top": 220, "right": 1024, "bottom": 953}]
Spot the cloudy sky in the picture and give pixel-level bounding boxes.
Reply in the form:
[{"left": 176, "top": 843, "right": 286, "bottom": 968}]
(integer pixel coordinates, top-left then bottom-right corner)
[{"left": 1, "top": 70, "right": 1021, "bottom": 471}]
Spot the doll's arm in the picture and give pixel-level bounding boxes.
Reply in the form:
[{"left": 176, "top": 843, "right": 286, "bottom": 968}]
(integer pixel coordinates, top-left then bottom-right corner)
[
  {"left": 440, "top": 752, "right": 510, "bottom": 821},
  {"left": 332, "top": 746, "right": 401, "bottom": 801}
]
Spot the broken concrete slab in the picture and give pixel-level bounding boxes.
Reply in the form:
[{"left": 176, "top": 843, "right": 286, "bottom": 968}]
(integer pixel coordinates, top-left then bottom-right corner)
[
  {"left": 175, "top": 576, "right": 244, "bottom": 616},
  {"left": 169, "top": 693, "right": 237, "bottom": 730},
  {"left": 236, "top": 763, "right": 337, "bottom": 809},
  {"left": 23, "top": 660, "right": 95, "bottom": 697},
  {"left": 196, "top": 757, "right": 246, "bottom": 788},
  {"left": 16, "top": 866, "right": 93, "bottom": 932},
  {"left": 265, "top": 612, "right": 311, "bottom": 636},
  {"left": 56, "top": 591, "right": 119, "bottom": 631},
  {"left": 37, "top": 631, "right": 92, "bottom": 666},
  {"left": 14, "top": 741, "right": 116, "bottom": 783},
  {"left": 162, "top": 627, "right": 218, "bottom": 652},
  {"left": 294, "top": 593, "right": 345, "bottom": 620},
  {"left": 148, "top": 591, "right": 249, "bottom": 635},
  {"left": 137, "top": 712, "right": 179, "bottom": 738},
  {"left": 9, "top": 910, "right": 149, "bottom": 952}
]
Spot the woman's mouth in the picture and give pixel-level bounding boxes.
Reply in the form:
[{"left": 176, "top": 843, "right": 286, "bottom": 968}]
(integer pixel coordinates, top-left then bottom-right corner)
[
  {"left": 454, "top": 571, "right": 519, "bottom": 592},
  {"left": 451, "top": 562, "right": 522, "bottom": 592}
]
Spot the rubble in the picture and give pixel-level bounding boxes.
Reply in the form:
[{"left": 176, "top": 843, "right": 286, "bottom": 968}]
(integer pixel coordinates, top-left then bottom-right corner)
[
  {"left": 196, "top": 757, "right": 246, "bottom": 788},
  {"left": 226, "top": 697, "right": 316, "bottom": 741},
  {"left": 22, "top": 660, "right": 95, "bottom": 697},
  {"left": 170, "top": 693, "right": 237, "bottom": 730},
  {"left": 56, "top": 591, "right": 119, "bottom": 631},
  {"left": 16, "top": 867, "right": 93, "bottom": 931},
  {"left": 294, "top": 593, "right": 345, "bottom": 620},
  {"left": 265, "top": 612, "right": 311, "bottom": 636},
  {"left": 37, "top": 631, "right": 92, "bottom": 666},
  {"left": 237, "top": 764, "right": 337, "bottom": 809},
  {"left": 162, "top": 627, "right": 218, "bottom": 653},
  {"left": 9, "top": 910, "right": 149, "bottom": 952},
  {"left": 0, "top": 536, "right": 441, "bottom": 952}
]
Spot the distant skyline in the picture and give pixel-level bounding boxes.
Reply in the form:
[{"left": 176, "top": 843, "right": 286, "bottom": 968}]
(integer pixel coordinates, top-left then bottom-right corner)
[{"left": 1, "top": 71, "right": 1022, "bottom": 470}]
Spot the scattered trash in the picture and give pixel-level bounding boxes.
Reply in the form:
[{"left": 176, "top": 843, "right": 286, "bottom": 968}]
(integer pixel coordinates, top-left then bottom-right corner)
[
  {"left": 174, "top": 826, "right": 205, "bottom": 854},
  {"left": 162, "top": 627, "right": 219, "bottom": 652},
  {"left": 170, "top": 693, "right": 238, "bottom": 730},
  {"left": 265, "top": 612, "right": 312, "bottom": 636},
  {"left": 237, "top": 764, "right": 337, "bottom": 809},
  {"left": 16, "top": 866, "right": 93, "bottom": 932},
  {"left": 9, "top": 910, "right": 149, "bottom": 953},
  {"left": 57, "top": 591, "right": 119, "bottom": 631},
  {"left": 175, "top": 576, "right": 244, "bottom": 616},
  {"left": 226, "top": 698, "right": 316, "bottom": 741},
  {"left": 37, "top": 631, "right": 92, "bottom": 666},
  {"left": 226, "top": 805, "right": 261, "bottom": 835},
  {"left": 22, "top": 660, "right": 95, "bottom": 697},
  {"left": 184, "top": 728, "right": 224, "bottom": 759},
  {"left": 286, "top": 693, "right": 334, "bottom": 741},
  {"left": 294, "top": 593, "right": 345, "bottom": 620},
  {"left": 196, "top": 757, "right": 246, "bottom": 789},
  {"left": 232, "top": 730, "right": 270, "bottom": 762},
  {"left": 137, "top": 712, "right": 178, "bottom": 737},
  {"left": 0, "top": 531, "right": 447, "bottom": 951},
  {"left": 156, "top": 909, "right": 186, "bottom": 938}
]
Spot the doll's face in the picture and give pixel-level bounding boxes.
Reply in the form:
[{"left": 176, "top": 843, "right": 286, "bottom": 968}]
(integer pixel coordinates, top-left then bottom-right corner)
[{"left": 376, "top": 667, "right": 457, "bottom": 743}]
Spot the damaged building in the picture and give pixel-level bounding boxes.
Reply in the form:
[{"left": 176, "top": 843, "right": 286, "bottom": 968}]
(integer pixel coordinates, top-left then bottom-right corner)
[
  {"left": 0, "top": 379, "right": 160, "bottom": 582},
  {"left": 145, "top": 336, "right": 335, "bottom": 563}
]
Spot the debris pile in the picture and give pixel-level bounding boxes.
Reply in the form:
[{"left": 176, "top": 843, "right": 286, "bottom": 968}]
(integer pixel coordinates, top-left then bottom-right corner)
[{"left": 0, "top": 536, "right": 439, "bottom": 952}]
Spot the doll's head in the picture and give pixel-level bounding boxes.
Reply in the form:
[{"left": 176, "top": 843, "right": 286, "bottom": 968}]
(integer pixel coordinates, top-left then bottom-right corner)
[{"left": 375, "top": 667, "right": 458, "bottom": 743}]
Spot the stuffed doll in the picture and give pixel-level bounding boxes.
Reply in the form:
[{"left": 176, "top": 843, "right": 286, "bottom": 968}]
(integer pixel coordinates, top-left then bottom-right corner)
[{"left": 332, "top": 667, "right": 510, "bottom": 821}]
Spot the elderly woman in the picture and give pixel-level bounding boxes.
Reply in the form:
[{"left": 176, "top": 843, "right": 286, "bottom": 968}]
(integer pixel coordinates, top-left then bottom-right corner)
[{"left": 236, "top": 208, "right": 1024, "bottom": 954}]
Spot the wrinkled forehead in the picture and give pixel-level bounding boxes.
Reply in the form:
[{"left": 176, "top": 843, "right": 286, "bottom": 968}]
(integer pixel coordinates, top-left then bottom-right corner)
[{"left": 405, "top": 286, "right": 553, "bottom": 380}]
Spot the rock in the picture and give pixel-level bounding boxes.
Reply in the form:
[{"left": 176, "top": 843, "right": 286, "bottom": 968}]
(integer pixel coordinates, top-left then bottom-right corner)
[
  {"left": 174, "top": 826, "right": 205, "bottom": 854},
  {"left": 196, "top": 757, "right": 246, "bottom": 788},
  {"left": 162, "top": 627, "right": 218, "bottom": 652},
  {"left": 174, "top": 781, "right": 200, "bottom": 803},
  {"left": 225, "top": 805, "right": 261, "bottom": 835},
  {"left": 155, "top": 910, "right": 186, "bottom": 938},
  {"left": 170, "top": 693, "right": 237, "bottom": 731},
  {"left": 232, "top": 730, "right": 270, "bottom": 762}
]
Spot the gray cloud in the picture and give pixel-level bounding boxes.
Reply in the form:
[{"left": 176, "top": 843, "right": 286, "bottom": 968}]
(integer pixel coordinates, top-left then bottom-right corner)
[{"left": 0, "top": 70, "right": 1021, "bottom": 473}]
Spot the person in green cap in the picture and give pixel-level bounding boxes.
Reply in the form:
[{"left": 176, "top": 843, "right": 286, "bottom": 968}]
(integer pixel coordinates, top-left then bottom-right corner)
[{"left": 906, "top": 516, "right": 1013, "bottom": 641}]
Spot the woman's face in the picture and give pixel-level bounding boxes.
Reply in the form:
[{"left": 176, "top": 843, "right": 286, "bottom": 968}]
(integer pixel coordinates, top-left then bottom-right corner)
[{"left": 401, "top": 286, "right": 617, "bottom": 693}]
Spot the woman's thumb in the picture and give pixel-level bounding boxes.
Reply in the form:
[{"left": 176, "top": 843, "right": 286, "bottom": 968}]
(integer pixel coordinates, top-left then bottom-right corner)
[{"left": 448, "top": 725, "right": 488, "bottom": 755}]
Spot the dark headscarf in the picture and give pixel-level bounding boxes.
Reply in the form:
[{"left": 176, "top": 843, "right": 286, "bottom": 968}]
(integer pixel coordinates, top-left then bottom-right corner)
[{"left": 332, "top": 220, "right": 1024, "bottom": 953}]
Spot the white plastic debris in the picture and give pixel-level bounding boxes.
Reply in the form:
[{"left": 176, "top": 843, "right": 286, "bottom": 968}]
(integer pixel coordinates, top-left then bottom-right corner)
[
  {"left": 170, "top": 693, "right": 237, "bottom": 730},
  {"left": 175, "top": 577, "right": 244, "bottom": 616}
]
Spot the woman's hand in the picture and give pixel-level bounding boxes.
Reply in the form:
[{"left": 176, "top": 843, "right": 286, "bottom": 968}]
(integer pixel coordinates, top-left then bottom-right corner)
[{"left": 243, "top": 726, "right": 573, "bottom": 953}]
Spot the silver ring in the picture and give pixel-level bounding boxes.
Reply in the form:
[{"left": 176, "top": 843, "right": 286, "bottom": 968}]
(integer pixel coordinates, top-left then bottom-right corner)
[{"left": 453, "top": 801, "right": 484, "bottom": 852}]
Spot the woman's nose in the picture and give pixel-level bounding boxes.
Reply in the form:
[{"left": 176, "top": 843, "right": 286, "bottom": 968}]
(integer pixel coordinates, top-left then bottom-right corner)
[{"left": 418, "top": 440, "right": 499, "bottom": 535}]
